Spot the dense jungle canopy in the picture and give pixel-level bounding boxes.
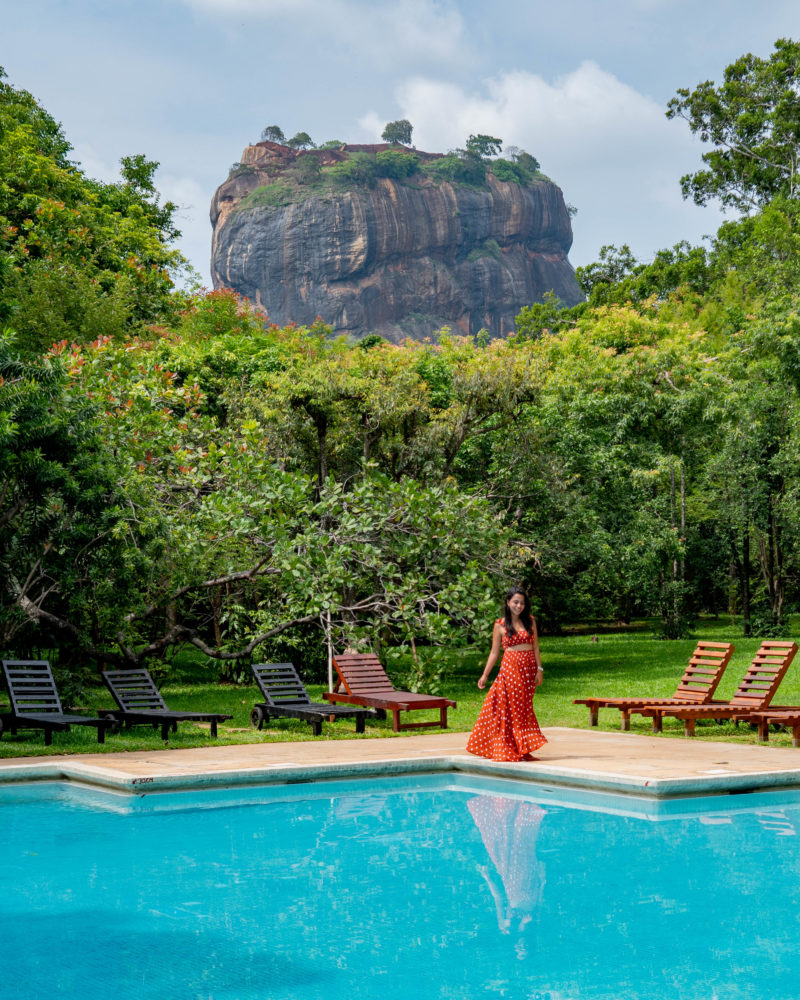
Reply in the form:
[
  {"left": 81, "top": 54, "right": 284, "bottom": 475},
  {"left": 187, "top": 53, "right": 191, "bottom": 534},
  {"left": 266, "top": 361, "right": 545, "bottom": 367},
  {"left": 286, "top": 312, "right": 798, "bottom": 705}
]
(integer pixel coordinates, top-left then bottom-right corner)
[{"left": 4, "top": 41, "right": 800, "bottom": 688}]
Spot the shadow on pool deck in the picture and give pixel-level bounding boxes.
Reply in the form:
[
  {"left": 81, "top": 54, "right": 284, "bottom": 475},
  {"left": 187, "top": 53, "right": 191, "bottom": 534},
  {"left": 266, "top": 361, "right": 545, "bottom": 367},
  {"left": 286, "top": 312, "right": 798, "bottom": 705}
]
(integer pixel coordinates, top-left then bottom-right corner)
[{"left": 3, "top": 727, "right": 800, "bottom": 798}]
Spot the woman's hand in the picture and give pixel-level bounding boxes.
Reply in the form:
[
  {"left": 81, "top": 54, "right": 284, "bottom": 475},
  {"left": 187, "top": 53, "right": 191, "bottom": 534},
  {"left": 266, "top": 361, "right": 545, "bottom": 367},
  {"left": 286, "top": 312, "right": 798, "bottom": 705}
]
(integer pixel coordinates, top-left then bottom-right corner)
[{"left": 477, "top": 674, "right": 489, "bottom": 690}]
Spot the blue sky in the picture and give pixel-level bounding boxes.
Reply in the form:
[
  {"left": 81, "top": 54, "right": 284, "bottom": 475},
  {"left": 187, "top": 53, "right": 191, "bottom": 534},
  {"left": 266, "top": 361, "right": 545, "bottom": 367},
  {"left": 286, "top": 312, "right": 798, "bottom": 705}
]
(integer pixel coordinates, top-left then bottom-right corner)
[{"left": 6, "top": 1, "right": 800, "bottom": 287}]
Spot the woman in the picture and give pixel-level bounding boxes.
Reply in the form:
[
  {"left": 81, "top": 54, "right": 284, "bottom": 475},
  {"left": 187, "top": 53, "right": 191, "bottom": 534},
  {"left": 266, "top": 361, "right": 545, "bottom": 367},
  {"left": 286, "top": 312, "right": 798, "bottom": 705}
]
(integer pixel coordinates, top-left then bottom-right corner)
[{"left": 466, "top": 587, "right": 546, "bottom": 762}]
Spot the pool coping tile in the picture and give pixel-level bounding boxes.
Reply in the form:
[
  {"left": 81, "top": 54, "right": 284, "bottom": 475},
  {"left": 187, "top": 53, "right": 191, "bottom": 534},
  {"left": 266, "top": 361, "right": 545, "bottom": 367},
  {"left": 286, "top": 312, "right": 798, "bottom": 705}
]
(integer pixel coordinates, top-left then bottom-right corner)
[{"left": 4, "top": 727, "right": 800, "bottom": 799}]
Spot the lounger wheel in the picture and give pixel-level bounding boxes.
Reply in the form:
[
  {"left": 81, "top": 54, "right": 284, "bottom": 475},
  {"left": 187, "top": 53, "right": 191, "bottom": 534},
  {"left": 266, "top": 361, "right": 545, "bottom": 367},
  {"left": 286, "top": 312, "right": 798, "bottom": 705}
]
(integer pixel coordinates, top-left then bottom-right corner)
[{"left": 251, "top": 706, "right": 266, "bottom": 730}]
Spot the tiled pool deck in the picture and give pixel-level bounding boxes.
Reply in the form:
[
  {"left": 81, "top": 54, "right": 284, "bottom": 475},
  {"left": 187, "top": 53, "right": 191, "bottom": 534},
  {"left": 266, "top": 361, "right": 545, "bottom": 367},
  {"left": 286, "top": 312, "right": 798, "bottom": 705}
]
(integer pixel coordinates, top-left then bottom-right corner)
[{"left": 3, "top": 726, "right": 800, "bottom": 797}]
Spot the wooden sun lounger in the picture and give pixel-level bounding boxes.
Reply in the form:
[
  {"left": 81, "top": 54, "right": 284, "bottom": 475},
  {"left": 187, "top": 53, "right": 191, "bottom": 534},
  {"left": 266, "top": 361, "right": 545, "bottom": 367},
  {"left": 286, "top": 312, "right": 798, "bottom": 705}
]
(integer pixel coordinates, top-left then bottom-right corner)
[
  {"left": 101, "top": 666, "right": 232, "bottom": 740},
  {"left": 0, "top": 659, "right": 115, "bottom": 746},
  {"left": 630, "top": 640, "right": 798, "bottom": 736},
  {"left": 323, "top": 652, "right": 456, "bottom": 732},
  {"left": 746, "top": 706, "right": 800, "bottom": 747},
  {"left": 573, "top": 640, "right": 734, "bottom": 730},
  {"left": 250, "top": 662, "right": 374, "bottom": 735}
]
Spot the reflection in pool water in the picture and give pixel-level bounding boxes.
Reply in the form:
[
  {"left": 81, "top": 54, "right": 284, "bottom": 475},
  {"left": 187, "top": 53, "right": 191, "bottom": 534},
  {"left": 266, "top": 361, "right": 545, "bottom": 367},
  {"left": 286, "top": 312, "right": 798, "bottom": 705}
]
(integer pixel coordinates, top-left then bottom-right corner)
[
  {"left": 2, "top": 773, "right": 800, "bottom": 999},
  {"left": 468, "top": 795, "right": 546, "bottom": 957}
]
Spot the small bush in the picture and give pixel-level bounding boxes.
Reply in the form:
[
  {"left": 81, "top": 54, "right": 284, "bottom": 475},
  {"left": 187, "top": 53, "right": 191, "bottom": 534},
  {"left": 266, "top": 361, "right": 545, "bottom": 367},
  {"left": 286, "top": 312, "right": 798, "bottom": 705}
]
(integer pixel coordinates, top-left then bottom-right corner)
[
  {"left": 657, "top": 582, "right": 695, "bottom": 639},
  {"left": 325, "top": 153, "right": 377, "bottom": 188},
  {"left": 237, "top": 183, "right": 294, "bottom": 210},
  {"left": 375, "top": 150, "right": 420, "bottom": 179},
  {"left": 467, "top": 238, "right": 502, "bottom": 263},
  {"left": 228, "top": 162, "right": 256, "bottom": 179},
  {"left": 428, "top": 153, "right": 486, "bottom": 186},
  {"left": 490, "top": 158, "right": 533, "bottom": 185}
]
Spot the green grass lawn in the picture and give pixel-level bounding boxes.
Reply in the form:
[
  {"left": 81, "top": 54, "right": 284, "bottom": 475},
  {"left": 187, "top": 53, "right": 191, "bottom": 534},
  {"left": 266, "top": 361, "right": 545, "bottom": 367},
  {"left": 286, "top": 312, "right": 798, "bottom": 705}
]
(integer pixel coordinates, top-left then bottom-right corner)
[{"left": 3, "top": 617, "right": 800, "bottom": 756}]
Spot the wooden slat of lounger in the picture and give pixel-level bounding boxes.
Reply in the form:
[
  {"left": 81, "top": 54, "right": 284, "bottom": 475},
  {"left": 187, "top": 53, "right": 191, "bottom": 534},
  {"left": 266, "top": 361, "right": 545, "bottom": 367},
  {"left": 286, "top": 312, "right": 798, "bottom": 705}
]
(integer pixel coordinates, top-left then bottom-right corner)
[
  {"left": 333, "top": 654, "right": 396, "bottom": 696},
  {"left": 252, "top": 663, "right": 314, "bottom": 707},
  {"left": 327, "top": 652, "right": 456, "bottom": 731},
  {"left": 2, "top": 660, "right": 114, "bottom": 745},
  {"left": 573, "top": 641, "right": 735, "bottom": 727},
  {"left": 640, "top": 640, "right": 798, "bottom": 735},
  {"left": 691, "top": 642, "right": 795, "bottom": 708},
  {"left": 102, "top": 667, "right": 231, "bottom": 740},
  {"left": 251, "top": 662, "right": 371, "bottom": 735},
  {"left": 104, "top": 668, "right": 168, "bottom": 711},
  {"left": 4, "top": 662, "right": 65, "bottom": 715}
]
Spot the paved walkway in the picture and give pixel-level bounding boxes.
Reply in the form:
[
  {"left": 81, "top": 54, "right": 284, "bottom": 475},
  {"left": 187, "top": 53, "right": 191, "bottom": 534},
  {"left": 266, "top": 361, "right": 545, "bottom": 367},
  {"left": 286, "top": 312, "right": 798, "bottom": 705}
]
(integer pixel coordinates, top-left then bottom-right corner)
[{"left": 3, "top": 727, "right": 800, "bottom": 797}]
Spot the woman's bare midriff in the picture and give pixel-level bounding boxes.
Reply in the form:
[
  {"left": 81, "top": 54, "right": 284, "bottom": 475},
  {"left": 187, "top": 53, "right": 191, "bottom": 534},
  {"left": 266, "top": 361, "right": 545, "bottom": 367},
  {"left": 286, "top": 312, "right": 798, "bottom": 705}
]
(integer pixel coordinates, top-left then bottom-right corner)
[{"left": 507, "top": 644, "right": 536, "bottom": 651}]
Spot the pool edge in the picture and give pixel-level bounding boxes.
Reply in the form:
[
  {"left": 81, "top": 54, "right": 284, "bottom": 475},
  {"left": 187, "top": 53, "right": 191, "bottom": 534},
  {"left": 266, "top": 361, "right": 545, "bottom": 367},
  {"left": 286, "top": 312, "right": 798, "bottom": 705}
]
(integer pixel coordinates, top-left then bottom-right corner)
[{"left": 3, "top": 753, "right": 800, "bottom": 799}]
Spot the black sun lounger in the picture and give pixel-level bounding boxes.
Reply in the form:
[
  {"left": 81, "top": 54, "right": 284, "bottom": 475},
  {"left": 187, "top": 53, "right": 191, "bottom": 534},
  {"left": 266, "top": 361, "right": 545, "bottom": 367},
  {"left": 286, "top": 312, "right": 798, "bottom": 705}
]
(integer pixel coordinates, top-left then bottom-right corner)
[
  {"left": 0, "top": 659, "right": 115, "bottom": 745},
  {"left": 251, "top": 662, "right": 373, "bottom": 735},
  {"left": 101, "top": 666, "right": 232, "bottom": 740}
]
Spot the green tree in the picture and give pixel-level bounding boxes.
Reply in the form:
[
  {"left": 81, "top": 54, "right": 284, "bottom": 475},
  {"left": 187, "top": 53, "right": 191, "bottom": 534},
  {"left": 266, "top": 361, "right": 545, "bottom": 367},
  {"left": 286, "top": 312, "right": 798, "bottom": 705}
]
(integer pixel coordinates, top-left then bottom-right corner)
[
  {"left": 515, "top": 292, "right": 583, "bottom": 339},
  {"left": 381, "top": 119, "right": 413, "bottom": 145},
  {"left": 0, "top": 68, "right": 185, "bottom": 351},
  {"left": 506, "top": 147, "right": 541, "bottom": 173},
  {"left": 260, "top": 125, "right": 285, "bottom": 143},
  {"left": 287, "top": 131, "right": 315, "bottom": 149},
  {"left": 465, "top": 134, "right": 503, "bottom": 158},
  {"left": 0, "top": 334, "right": 152, "bottom": 686},
  {"left": 667, "top": 37, "right": 800, "bottom": 210},
  {"left": 325, "top": 153, "right": 377, "bottom": 188},
  {"left": 576, "top": 245, "right": 638, "bottom": 300},
  {"left": 375, "top": 149, "right": 420, "bottom": 179},
  {"left": 490, "top": 159, "right": 532, "bottom": 185},
  {"left": 290, "top": 153, "right": 322, "bottom": 185},
  {"left": 428, "top": 152, "right": 486, "bottom": 186}
]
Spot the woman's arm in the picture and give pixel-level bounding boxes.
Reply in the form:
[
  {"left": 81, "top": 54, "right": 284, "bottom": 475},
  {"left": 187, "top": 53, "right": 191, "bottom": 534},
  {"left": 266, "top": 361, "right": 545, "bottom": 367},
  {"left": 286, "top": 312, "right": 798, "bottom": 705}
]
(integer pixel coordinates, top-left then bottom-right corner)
[
  {"left": 532, "top": 616, "right": 543, "bottom": 685},
  {"left": 478, "top": 621, "right": 504, "bottom": 689}
]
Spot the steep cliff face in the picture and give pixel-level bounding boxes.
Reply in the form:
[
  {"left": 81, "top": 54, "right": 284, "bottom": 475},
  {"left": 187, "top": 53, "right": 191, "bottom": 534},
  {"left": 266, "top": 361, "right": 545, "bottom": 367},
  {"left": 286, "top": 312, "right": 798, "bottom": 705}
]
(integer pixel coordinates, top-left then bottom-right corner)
[{"left": 210, "top": 143, "right": 582, "bottom": 341}]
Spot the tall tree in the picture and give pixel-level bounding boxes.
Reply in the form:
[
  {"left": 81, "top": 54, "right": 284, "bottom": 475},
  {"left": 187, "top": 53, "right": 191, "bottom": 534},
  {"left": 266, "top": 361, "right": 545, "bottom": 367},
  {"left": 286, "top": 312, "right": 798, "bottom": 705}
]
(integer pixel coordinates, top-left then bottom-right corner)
[
  {"left": 465, "top": 134, "right": 503, "bottom": 158},
  {"left": 667, "top": 38, "right": 800, "bottom": 210},
  {"left": 287, "top": 131, "right": 315, "bottom": 149},
  {"left": 381, "top": 119, "right": 413, "bottom": 145},
  {"left": 260, "top": 125, "right": 285, "bottom": 143},
  {"left": 0, "top": 68, "right": 184, "bottom": 350}
]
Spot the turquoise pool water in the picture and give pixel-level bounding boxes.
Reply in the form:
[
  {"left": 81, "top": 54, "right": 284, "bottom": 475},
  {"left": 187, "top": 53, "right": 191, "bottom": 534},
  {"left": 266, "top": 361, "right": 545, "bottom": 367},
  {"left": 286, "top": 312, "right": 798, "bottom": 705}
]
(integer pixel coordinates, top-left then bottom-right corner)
[{"left": 2, "top": 773, "right": 800, "bottom": 999}]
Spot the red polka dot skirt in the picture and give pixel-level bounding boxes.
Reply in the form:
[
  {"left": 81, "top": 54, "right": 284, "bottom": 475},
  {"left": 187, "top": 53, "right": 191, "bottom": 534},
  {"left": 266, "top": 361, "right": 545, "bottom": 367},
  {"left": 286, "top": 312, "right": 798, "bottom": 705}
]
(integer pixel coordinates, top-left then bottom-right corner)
[{"left": 467, "top": 648, "right": 547, "bottom": 761}]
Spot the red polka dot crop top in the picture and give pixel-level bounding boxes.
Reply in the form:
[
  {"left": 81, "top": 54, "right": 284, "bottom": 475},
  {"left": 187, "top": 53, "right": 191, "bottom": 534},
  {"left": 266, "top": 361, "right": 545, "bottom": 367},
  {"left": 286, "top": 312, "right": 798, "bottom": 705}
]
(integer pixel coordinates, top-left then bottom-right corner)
[{"left": 498, "top": 619, "right": 536, "bottom": 649}]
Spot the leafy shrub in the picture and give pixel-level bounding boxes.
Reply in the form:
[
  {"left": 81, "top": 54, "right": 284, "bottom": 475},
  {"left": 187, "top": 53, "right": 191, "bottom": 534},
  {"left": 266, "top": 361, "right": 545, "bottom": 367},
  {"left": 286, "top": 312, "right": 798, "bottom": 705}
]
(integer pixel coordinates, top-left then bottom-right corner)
[
  {"left": 358, "top": 333, "right": 385, "bottom": 350},
  {"left": 290, "top": 154, "right": 322, "bottom": 185},
  {"left": 375, "top": 149, "right": 420, "bottom": 179},
  {"left": 427, "top": 153, "right": 486, "bottom": 186},
  {"left": 657, "top": 582, "right": 695, "bottom": 639},
  {"left": 325, "top": 153, "right": 377, "bottom": 188},
  {"left": 416, "top": 351, "right": 453, "bottom": 408},
  {"left": 237, "top": 183, "right": 294, "bottom": 210},
  {"left": 228, "top": 162, "right": 256, "bottom": 179},
  {"left": 467, "top": 239, "right": 502, "bottom": 263},
  {"left": 385, "top": 646, "right": 447, "bottom": 695},
  {"left": 490, "top": 158, "right": 534, "bottom": 185}
]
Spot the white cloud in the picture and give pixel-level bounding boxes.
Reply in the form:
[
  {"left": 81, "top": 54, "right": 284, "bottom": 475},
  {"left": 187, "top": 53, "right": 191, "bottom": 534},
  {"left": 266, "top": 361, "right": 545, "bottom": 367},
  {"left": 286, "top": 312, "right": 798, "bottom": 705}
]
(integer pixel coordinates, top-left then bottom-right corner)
[
  {"left": 71, "top": 143, "right": 121, "bottom": 185},
  {"left": 179, "top": 0, "right": 467, "bottom": 64},
  {"left": 391, "top": 63, "right": 725, "bottom": 265}
]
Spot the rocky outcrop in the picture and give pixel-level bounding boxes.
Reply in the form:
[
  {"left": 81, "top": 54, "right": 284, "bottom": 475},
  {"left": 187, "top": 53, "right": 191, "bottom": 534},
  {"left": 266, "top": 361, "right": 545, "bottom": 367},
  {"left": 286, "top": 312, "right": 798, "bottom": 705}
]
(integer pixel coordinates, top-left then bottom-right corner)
[{"left": 210, "top": 143, "right": 583, "bottom": 341}]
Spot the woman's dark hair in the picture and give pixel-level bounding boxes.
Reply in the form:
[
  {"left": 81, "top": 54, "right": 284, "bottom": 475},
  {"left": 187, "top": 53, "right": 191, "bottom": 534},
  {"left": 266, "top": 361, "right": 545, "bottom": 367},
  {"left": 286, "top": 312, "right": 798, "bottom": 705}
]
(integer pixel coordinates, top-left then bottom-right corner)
[{"left": 503, "top": 587, "right": 534, "bottom": 634}]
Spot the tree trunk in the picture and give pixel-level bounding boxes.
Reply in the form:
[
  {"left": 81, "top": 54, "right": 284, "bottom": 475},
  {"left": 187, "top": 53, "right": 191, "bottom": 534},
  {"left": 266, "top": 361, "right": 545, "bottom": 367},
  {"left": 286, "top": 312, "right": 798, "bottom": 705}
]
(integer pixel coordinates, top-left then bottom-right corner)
[
  {"left": 742, "top": 526, "right": 752, "bottom": 637},
  {"left": 729, "top": 523, "right": 751, "bottom": 636}
]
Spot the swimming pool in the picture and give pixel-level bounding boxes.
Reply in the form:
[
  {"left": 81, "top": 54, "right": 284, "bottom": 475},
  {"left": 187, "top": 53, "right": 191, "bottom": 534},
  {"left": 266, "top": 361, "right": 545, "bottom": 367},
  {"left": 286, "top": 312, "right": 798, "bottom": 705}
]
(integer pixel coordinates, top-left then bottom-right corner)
[{"left": 2, "top": 773, "right": 800, "bottom": 999}]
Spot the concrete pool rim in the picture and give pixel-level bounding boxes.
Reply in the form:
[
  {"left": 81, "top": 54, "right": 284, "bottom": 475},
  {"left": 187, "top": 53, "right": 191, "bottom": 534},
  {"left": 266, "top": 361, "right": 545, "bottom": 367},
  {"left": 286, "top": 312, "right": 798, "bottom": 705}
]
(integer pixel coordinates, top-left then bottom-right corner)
[{"left": 3, "top": 750, "right": 800, "bottom": 800}]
